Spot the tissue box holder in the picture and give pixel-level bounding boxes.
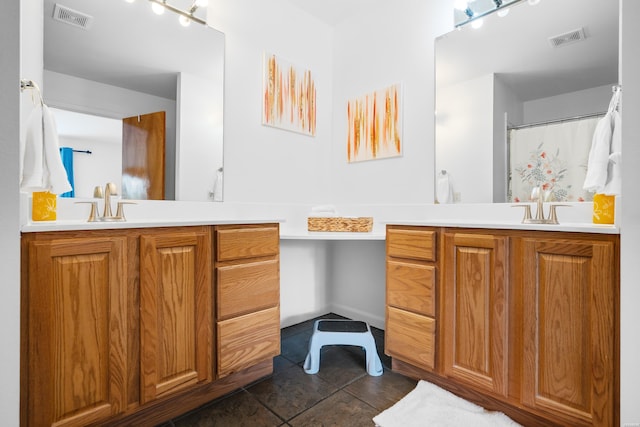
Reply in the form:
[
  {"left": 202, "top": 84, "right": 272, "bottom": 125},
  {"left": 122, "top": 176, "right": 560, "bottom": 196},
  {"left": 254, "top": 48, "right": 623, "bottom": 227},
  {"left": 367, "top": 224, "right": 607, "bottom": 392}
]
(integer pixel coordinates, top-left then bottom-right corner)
[{"left": 307, "top": 217, "right": 373, "bottom": 232}]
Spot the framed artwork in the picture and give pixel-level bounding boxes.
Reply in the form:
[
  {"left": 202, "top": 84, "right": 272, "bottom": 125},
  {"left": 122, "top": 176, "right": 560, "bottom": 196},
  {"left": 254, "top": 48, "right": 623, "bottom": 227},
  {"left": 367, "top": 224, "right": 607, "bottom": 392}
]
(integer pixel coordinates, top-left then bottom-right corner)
[
  {"left": 347, "top": 83, "right": 402, "bottom": 163},
  {"left": 262, "top": 52, "right": 316, "bottom": 136}
]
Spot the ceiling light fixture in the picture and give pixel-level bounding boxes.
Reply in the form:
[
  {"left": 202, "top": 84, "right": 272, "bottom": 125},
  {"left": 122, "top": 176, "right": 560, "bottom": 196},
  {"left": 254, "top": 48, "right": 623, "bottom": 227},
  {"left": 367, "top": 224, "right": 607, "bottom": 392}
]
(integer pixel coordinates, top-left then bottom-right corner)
[{"left": 147, "top": 0, "right": 208, "bottom": 25}]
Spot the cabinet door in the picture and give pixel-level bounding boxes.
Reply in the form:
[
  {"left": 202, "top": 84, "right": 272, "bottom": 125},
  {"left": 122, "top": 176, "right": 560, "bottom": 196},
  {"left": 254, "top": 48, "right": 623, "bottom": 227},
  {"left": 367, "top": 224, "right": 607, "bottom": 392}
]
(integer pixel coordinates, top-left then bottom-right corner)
[
  {"left": 521, "top": 238, "right": 615, "bottom": 426},
  {"left": 442, "top": 232, "right": 508, "bottom": 397},
  {"left": 26, "top": 237, "right": 127, "bottom": 427},
  {"left": 139, "top": 228, "right": 212, "bottom": 404}
]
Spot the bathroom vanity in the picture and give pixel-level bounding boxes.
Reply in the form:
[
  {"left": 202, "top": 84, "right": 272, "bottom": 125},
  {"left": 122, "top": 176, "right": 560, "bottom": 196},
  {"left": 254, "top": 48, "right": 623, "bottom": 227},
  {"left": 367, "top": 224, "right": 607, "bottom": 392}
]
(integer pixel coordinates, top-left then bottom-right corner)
[
  {"left": 385, "top": 224, "right": 619, "bottom": 427},
  {"left": 20, "top": 222, "right": 280, "bottom": 427}
]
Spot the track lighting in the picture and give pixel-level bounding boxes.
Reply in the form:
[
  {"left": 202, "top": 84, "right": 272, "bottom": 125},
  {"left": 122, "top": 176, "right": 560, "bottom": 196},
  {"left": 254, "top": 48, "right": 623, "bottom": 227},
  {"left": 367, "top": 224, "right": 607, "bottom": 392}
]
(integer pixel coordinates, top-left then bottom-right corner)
[{"left": 132, "top": 0, "right": 208, "bottom": 26}]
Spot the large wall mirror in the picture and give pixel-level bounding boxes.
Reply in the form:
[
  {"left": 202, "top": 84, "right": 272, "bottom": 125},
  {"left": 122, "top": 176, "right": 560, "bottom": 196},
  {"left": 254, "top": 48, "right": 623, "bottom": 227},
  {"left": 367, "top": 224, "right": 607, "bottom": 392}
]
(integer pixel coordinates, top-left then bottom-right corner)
[
  {"left": 43, "top": 0, "right": 224, "bottom": 201},
  {"left": 435, "top": 0, "right": 618, "bottom": 204}
]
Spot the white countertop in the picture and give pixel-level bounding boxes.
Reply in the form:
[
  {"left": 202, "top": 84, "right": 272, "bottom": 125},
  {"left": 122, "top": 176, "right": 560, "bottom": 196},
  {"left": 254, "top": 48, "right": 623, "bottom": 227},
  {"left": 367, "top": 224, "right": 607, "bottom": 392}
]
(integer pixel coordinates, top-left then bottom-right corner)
[
  {"left": 20, "top": 200, "right": 620, "bottom": 236},
  {"left": 388, "top": 219, "right": 620, "bottom": 234},
  {"left": 21, "top": 217, "right": 285, "bottom": 232}
]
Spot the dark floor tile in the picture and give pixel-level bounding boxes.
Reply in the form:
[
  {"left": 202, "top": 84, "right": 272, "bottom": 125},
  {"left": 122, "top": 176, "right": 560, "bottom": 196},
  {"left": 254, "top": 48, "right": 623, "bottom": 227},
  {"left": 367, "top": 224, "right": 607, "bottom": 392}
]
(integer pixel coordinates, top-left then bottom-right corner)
[
  {"left": 280, "top": 329, "right": 313, "bottom": 364},
  {"left": 288, "top": 390, "right": 378, "bottom": 427},
  {"left": 312, "top": 345, "right": 368, "bottom": 388},
  {"left": 247, "top": 363, "right": 339, "bottom": 421},
  {"left": 273, "top": 354, "right": 296, "bottom": 373},
  {"left": 172, "top": 389, "right": 282, "bottom": 427},
  {"left": 343, "top": 370, "right": 417, "bottom": 412}
]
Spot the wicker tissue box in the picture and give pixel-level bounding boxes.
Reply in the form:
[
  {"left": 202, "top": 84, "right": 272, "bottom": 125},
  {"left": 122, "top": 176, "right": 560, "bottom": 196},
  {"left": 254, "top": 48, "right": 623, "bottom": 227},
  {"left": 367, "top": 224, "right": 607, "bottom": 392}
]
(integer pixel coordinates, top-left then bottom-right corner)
[{"left": 307, "top": 216, "right": 373, "bottom": 232}]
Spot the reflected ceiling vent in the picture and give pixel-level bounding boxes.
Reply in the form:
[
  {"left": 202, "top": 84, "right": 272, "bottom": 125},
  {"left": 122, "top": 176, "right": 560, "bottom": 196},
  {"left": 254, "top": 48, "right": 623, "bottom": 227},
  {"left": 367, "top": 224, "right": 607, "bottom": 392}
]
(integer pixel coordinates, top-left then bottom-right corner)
[
  {"left": 52, "top": 3, "right": 93, "bottom": 30},
  {"left": 549, "top": 27, "right": 587, "bottom": 48}
]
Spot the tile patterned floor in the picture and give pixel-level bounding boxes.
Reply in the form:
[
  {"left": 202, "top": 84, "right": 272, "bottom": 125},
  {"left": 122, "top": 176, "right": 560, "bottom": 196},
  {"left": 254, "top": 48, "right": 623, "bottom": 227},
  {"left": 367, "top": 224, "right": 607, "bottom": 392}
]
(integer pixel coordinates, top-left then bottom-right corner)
[{"left": 159, "top": 313, "right": 417, "bottom": 426}]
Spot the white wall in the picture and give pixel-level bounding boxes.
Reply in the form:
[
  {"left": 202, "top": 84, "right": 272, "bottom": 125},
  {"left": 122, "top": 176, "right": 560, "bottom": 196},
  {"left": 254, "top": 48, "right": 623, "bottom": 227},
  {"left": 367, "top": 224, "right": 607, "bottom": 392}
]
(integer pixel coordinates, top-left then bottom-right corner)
[
  {"left": 207, "top": 0, "right": 334, "bottom": 205},
  {"left": 435, "top": 73, "right": 494, "bottom": 203},
  {"left": 493, "top": 76, "right": 521, "bottom": 202},
  {"left": 331, "top": 0, "right": 454, "bottom": 205},
  {"left": 619, "top": 0, "right": 640, "bottom": 423},
  {"left": 2, "top": 0, "right": 38, "bottom": 423},
  {"left": 176, "top": 72, "right": 224, "bottom": 201},
  {"left": 522, "top": 84, "right": 614, "bottom": 124}
]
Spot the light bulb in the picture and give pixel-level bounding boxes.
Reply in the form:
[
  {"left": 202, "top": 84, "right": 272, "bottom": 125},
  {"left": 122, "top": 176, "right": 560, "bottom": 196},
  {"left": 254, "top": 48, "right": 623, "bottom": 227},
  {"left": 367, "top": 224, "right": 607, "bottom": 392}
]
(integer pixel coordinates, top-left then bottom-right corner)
[
  {"left": 151, "top": 2, "right": 165, "bottom": 15},
  {"left": 179, "top": 15, "right": 191, "bottom": 26},
  {"left": 471, "top": 18, "right": 483, "bottom": 29},
  {"left": 497, "top": 7, "right": 510, "bottom": 17},
  {"left": 194, "top": 0, "right": 208, "bottom": 7}
]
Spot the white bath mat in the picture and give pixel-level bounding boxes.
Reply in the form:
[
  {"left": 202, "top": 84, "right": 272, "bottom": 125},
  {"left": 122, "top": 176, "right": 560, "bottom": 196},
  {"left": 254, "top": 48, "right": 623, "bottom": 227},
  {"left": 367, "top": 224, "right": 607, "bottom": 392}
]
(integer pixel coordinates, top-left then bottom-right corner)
[{"left": 373, "top": 380, "right": 522, "bottom": 427}]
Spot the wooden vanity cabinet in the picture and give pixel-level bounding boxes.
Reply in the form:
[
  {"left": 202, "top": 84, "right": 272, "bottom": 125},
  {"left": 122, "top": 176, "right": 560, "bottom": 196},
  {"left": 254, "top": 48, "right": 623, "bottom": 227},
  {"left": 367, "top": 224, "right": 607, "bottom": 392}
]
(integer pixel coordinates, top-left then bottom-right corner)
[
  {"left": 442, "top": 231, "right": 509, "bottom": 398},
  {"left": 385, "top": 225, "right": 619, "bottom": 427},
  {"left": 139, "top": 227, "right": 213, "bottom": 403},
  {"left": 385, "top": 226, "right": 438, "bottom": 371},
  {"left": 214, "top": 224, "right": 281, "bottom": 378},
  {"left": 515, "top": 235, "right": 618, "bottom": 427},
  {"left": 21, "top": 223, "right": 281, "bottom": 427},
  {"left": 21, "top": 233, "right": 128, "bottom": 427}
]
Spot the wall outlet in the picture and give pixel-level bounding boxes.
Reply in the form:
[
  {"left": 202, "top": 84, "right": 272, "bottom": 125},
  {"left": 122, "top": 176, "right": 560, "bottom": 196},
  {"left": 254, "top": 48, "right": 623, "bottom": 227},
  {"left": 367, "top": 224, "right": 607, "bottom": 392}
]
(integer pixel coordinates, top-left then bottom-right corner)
[{"left": 453, "top": 192, "right": 461, "bottom": 203}]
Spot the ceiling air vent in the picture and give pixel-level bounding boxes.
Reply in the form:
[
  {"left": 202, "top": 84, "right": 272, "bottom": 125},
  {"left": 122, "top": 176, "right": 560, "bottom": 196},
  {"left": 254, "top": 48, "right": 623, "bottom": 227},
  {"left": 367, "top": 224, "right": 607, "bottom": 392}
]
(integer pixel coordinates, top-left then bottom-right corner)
[
  {"left": 548, "top": 27, "right": 587, "bottom": 48},
  {"left": 52, "top": 3, "right": 93, "bottom": 30}
]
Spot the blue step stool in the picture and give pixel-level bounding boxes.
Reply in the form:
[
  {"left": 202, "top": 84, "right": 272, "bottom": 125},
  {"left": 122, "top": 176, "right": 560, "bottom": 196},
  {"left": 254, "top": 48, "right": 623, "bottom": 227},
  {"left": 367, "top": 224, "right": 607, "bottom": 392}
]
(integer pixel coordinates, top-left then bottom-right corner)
[{"left": 303, "top": 319, "right": 383, "bottom": 376}]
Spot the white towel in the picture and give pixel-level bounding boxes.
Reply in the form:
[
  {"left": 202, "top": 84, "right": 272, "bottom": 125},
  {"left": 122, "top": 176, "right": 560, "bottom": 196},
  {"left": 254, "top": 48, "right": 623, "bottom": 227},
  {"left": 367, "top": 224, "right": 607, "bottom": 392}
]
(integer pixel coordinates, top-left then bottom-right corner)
[
  {"left": 373, "top": 380, "right": 521, "bottom": 427},
  {"left": 603, "top": 110, "right": 621, "bottom": 195},
  {"left": 583, "top": 89, "right": 621, "bottom": 195},
  {"left": 582, "top": 112, "right": 613, "bottom": 193},
  {"left": 20, "top": 104, "right": 72, "bottom": 195}
]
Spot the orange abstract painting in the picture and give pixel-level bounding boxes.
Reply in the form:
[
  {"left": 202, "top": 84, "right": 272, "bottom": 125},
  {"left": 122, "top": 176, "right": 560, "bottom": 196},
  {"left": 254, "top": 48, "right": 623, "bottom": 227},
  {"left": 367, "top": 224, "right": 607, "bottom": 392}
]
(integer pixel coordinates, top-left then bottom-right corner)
[
  {"left": 263, "top": 52, "right": 316, "bottom": 136},
  {"left": 347, "top": 83, "right": 402, "bottom": 163}
]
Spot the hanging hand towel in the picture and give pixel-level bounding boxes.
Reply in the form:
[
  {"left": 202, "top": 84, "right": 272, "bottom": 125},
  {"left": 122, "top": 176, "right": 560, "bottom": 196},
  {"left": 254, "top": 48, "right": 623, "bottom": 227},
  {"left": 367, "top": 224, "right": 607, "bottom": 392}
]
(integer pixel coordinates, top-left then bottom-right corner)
[
  {"left": 583, "top": 89, "right": 621, "bottom": 194},
  {"left": 602, "top": 109, "right": 621, "bottom": 195},
  {"left": 20, "top": 104, "right": 72, "bottom": 195}
]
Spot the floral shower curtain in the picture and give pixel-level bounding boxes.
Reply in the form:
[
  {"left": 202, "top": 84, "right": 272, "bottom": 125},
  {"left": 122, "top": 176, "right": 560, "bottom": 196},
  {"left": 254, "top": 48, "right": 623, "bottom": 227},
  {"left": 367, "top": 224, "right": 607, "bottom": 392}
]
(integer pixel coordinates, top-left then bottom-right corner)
[{"left": 508, "top": 116, "right": 601, "bottom": 203}]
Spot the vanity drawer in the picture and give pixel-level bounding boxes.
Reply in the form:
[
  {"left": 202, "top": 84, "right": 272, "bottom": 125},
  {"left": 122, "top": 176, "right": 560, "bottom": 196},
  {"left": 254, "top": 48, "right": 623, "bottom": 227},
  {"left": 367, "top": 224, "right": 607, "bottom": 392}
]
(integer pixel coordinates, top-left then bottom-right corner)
[
  {"left": 387, "top": 260, "right": 436, "bottom": 317},
  {"left": 386, "top": 306, "right": 436, "bottom": 371},
  {"left": 387, "top": 227, "right": 437, "bottom": 262},
  {"left": 216, "top": 259, "right": 279, "bottom": 320},
  {"left": 217, "top": 307, "right": 280, "bottom": 378},
  {"left": 216, "top": 225, "right": 279, "bottom": 262}
]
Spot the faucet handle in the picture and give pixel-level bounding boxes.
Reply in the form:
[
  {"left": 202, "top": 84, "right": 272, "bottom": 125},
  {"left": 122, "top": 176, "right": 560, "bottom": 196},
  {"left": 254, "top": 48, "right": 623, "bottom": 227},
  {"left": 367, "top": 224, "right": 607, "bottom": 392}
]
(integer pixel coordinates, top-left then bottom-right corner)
[
  {"left": 93, "top": 186, "right": 103, "bottom": 198},
  {"left": 512, "top": 204, "right": 532, "bottom": 223},
  {"left": 547, "top": 204, "right": 570, "bottom": 224},
  {"left": 75, "top": 201, "right": 100, "bottom": 222},
  {"left": 115, "top": 201, "right": 136, "bottom": 221}
]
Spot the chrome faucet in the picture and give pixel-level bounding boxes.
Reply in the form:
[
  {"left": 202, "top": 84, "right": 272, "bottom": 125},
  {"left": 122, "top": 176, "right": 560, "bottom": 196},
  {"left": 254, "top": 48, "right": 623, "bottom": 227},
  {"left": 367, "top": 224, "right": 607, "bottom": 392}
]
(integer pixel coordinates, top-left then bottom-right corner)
[{"left": 512, "top": 185, "right": 569, "bottom": 224}]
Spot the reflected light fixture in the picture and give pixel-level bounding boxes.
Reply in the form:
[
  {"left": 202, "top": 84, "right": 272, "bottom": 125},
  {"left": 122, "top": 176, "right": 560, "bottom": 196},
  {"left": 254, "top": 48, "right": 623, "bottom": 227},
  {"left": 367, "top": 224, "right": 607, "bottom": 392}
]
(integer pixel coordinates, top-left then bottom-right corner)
[
  {"left": 528, "top": 0, "right": 541, "bottom": 5},
  {"left": 146, "top": 0, "right": 208, "bottom": 25},
  {"left": 151, "top": 0, "right": 165, "bottom": 15}
]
